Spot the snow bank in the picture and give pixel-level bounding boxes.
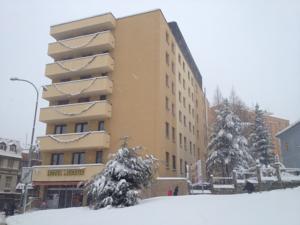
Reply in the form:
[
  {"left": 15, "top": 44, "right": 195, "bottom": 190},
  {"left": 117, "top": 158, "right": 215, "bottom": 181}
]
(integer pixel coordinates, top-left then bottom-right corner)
[{"left": 7, "top": 187, "right": 300, "bottom": 225}]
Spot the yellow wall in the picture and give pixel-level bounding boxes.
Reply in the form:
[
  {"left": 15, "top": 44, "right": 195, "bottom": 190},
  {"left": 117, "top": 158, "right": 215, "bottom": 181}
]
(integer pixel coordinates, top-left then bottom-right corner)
[{"left": 38, "top": 10, "right": 208, "bottom": 183}]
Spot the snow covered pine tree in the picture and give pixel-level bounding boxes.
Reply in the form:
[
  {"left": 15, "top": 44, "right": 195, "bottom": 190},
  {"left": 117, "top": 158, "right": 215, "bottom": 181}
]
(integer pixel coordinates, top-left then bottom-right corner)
[
  {"left": 206, "top": 99, "right": 254, "bottom": 177},
  {"left": 86, "top": 146, "right": 157, "bottom": 209},
  {"left": 249, "top": 104, "right": 275, "bottom": 166}
]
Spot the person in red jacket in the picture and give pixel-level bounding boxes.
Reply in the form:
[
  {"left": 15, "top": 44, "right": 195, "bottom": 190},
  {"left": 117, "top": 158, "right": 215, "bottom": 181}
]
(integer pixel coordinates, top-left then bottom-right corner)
[{"left": 167, "top": 187, "right": 173, "bottom": 196}]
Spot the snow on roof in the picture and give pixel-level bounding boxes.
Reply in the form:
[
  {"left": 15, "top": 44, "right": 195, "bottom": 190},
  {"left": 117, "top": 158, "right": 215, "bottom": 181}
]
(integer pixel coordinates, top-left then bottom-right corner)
[{"left": 276, "top": 119, "right": 300, "bottom": 137}]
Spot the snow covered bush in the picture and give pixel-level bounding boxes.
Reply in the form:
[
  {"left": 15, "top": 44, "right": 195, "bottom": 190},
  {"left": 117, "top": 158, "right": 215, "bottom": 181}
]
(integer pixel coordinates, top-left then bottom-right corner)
[
  {"left": 206, "top": 99, "right": 254, "bottom": 177},
  {"left": 249, "top": 104, "right": 275, "bottom": 166},
  {"left": 86, "top": 146, "right": 157, "bottom": 209}
]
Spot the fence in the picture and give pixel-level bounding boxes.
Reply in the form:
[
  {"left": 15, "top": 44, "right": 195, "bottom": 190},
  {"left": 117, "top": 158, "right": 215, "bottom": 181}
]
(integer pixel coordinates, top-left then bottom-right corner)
[{"left": 210, "top": 163, "right": 300, "bottom": 194}]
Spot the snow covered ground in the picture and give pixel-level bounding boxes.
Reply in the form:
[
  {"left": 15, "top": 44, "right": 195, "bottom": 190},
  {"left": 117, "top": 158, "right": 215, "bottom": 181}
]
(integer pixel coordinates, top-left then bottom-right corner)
[{"left": 6, "top": 187, "right": 300, "bottom": 225}]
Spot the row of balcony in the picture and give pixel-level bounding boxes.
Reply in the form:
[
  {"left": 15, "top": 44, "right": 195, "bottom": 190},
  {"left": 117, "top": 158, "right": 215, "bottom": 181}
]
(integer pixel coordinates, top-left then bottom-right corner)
[
  {"left": 48, "top": 31, "right": 115, "bottom": 61},
  {"left": 45, "top": 54, "right": 114, "bottom": 80},
  {"left": 43, "top": 77, "right": 113, "bottom": 101},
  {"left": 37, "top": 131, "right": 110, "bottom": 152},
  {"left": 50, "top": 13, "right": 116, "bottom": 40},
  {"left": 32, "top": 163, "right": 105, "bottom": 183},
  {"left": 40, "top": 100, "right": 112, "bottom": 123}
]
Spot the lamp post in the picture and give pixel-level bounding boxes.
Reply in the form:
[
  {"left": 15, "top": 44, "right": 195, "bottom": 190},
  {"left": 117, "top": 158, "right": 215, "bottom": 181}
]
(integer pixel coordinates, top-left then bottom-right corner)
[{"left": 10, "top": 77, "right": 39, "bottom": 213}]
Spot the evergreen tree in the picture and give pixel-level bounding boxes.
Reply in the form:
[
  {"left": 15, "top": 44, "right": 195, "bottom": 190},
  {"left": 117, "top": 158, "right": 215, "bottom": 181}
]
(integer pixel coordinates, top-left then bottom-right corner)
[
  {"left": 249, "top": 104, "right": 275, "bottom": 166},
  {"left": 86, "top": 146, "right": 157, "bottom": 209},
  {"left": 206, "top": 99, "right": 254, "bottom": 177}
]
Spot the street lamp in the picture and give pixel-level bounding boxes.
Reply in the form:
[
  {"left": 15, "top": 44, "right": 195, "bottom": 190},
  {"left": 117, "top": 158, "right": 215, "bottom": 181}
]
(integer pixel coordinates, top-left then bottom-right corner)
[{"left": 10, "top": 77, "right": 39, "bottom": 213}]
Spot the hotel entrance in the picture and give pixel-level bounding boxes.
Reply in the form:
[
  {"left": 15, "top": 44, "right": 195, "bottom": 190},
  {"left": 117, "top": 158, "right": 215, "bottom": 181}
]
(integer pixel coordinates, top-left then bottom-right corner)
[{"left": 46, "top": 186, "right": 83, "bottom": 208}]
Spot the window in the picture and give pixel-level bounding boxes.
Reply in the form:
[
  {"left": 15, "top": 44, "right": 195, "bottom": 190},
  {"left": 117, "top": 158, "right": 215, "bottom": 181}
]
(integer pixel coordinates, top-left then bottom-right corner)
[
  {"left": 0, "top": 159, "right": 3, "bottom": 168},
  {"left": 184, "top": 137, "right": 187, "bottom": 151},
  {"left": 96, "top": 151, "right": 103, "bottom": 163},
  {"left": 179, "top": 91, "right": 182, "bottom": 102},
  {"left": 100, "top": 95, "right": 107, "bottom": 100},
  {"left": 183, "top": 116, "right": 186, "bottom": 127},
  {"left": 166, "top": 52, "right": 170, "bottom": 65},
  {"left": 10, "top": 144, "right": 17, "bottom": 152},
  {"left": 188, "top": 88, "right": 190, "bottom": 97},
  {"left": 54, "top": 124, "right": 67, "bottom": 134},
  {"left": 171, "top": 103, "right": 175, "bottom": 116},
  {"left": 171, "top": 82, "right": 175, "bottom": 95},
  {"left": 165, "top": 122, "right": 170, "bottom": 139},
  {"left": 190, "top": 141, "right": 192, "bottom": 153},
  {"left": 180, "top": 159, "right": 183, "bottom": 174},
  {"left": 171, "top": 42, "right": 175, "bottom": 53},
  {"left": 7, "top": 159, "right": 14, "bottom": 168},
  {"left": 80, "top": 75, "right": 92, "bottom": 80},
  {"left": 189, "top": 122, "right": 191, "bottom": 132},
  {"left": 185, "top": 161, "right": 187, "bottom": 174},
  {"left": 188, "top": 71, "right": 190, "bottom": 80},
  {"left": 179, "top": 133, "right": 182, "bottom": 147},
  {"left": 193, "top": 126, "right": 195, "bottom": 135},
  {"left": 183, "top": 62, "right": 186, "bottom": 71},
  {"left": 51, "top": 153, "right": 64, "bottom": 165},
  {"left": 0, "top": 142, "right": 7, "bottom": 150},
  {"left": 166, "top": 32, "right": 169, "bottom": 44},
  {"left": 75, "top": 122, "right": 88, "bottom": 133},
  {"left": 178, "top": 72, "right": 182, "bottom": 83},
  {"left": 197, "top": 130, "right": 200, "bottom": 138},
  {"left": 78, "top": 97, "right": 90, "bottom": 103},
  {"left": 57, "top": 99, "right": 69, "bottom": 105},
  {"left": 178, "top": 54, "right": 181, "bottom": 64},
  {"left": 172, "top": 155, "right": 176, "bottom": 170},
  {"left": 98, "top": 121, "right": 105, "bottom": 131},
  {"left": 165, "top": 97, "right": 169, "bottom": 111},
  {"left": 183, "top": 79, "right": 186, "bottom": 89},
  {"left": 179, "top": 110, "right": 182, "bottom": 122},
  {"left": 193, "top": 144, "right": 196, "bottom": 156},
  {"left": 171, "top": 62, "right": 175, "bottom": 73},
  {"left": 72, "top": 152, "right": 85, "bottom": 164},
  {"left": 189, "top": 104, "right": 191, "bottom": 114},
  {"left": 166, "top": 152, "right": 170, "bottom": 168},
  {"left": 183, "top": 97, "right": 186, "bottom": 108},
  {"left": 172, "top": 127, "right": 176, "bottom": 143},
  {"left": 101, "top": 72, "right": 108, "bottom": 77},
  {"left": 5, "top": 176, "right": 12, "bottom": 189},
  {"left": 165, "top": 74, "right": 169, "bottom": 87}
]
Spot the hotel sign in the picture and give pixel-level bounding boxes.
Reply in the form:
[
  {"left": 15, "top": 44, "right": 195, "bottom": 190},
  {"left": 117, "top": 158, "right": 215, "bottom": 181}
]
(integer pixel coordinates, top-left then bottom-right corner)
[{"left": 47, "top": 168, "right": 85, "bottom": 176}]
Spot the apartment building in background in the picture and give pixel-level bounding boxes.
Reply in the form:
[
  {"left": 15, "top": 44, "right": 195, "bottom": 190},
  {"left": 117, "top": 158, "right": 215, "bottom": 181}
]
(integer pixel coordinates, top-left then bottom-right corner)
[
  {"left": 32, "top": 9, "right": 208, "bottom": 208},
  {"left": 208, "top": 106, "right": 289, "bottom": 159},
  {"left": 0, "top": 138, "right": 22, "bottom": 210}
]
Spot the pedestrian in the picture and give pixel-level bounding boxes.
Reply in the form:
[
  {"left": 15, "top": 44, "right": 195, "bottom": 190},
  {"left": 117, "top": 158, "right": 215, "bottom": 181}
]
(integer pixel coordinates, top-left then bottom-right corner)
[
  {"left": 3, "top": 203, "right": 8, "bottom": 217},
  {"left": 8, "top": 202, "right": 15, "bottom": 216},
  {"left": 173, "top": 186, "right": 179, "bottom": 196},
  {"left": 243, "top": 180, "right": 255, "bottom": 194},
  {"left": 167, "top": 187, "right": 172, "bottom": 196}
]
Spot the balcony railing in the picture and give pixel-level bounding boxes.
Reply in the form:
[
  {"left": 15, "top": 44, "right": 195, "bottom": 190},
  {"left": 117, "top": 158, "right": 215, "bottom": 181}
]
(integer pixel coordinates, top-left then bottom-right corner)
[
  {"left": 40, "top": 100, "right": 111, "bottom": 123},
  {"left": 38, "top": 131, "right": 110, "bottom": 151},
  {"left": 32, "top": 163, "right": 105, "bottom": 182},
  {"left": 42, "top": 77, "right": 113, "bottom": 101},
  {"left": 48, "top": 31, "right": 115, "bottom": 61},
  {"left": 45, "top": 54, "right": 114, "bottom": 80},
  {"left": 50, "top": 13, "right": 116, "bottom": 40}
]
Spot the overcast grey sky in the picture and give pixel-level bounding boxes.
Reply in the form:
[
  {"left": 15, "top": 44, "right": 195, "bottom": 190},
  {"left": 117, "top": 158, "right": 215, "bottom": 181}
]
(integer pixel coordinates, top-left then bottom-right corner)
[{"left": 1, "top": 0, "right": 299, "bottom": 146}]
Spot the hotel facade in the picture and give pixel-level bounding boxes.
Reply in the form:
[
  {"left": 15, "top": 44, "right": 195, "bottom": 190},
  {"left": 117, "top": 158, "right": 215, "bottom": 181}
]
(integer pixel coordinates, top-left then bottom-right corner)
[{"left": 32, "top": 10, "right": 208, "bottom": 208}]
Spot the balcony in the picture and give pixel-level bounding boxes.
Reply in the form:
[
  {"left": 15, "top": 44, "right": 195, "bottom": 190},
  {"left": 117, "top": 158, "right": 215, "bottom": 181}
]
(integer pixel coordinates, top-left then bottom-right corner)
[
  {"left": 45, "top": 54, "right": 114, "bottom": 80},
  {"left": 38, "top": 131, "right": 110, "bottom": 151},
  {"left": 40, "top": 101, "right": 111, "bottom": 123},
  {"left": 50, "top": 13, "right": 116, "bottom": 40},
  {"left": 42, "top": 77, "right": 113, "bottom": 101},
  {"left": 48, "top": 31, "right": 115, "bottom": 61},
  {"left": 32, "top": 164, "right": 105, "bottom": 183}
]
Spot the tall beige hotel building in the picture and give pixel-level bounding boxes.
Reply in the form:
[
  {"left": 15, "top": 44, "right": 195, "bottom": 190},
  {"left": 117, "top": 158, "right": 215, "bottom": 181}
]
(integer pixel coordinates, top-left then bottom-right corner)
[{"left": 32, "top": 9, "right": 208, "bottom": 208}]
